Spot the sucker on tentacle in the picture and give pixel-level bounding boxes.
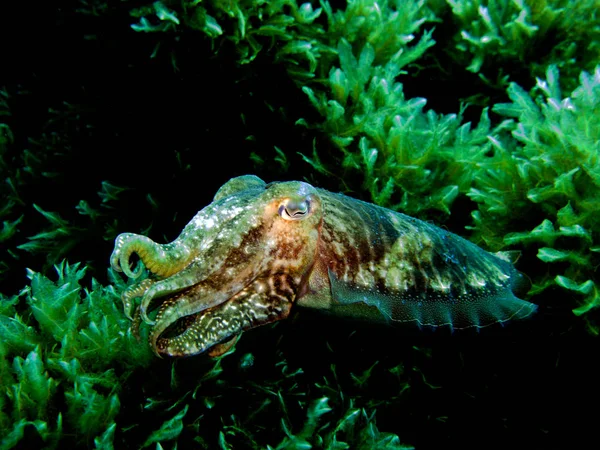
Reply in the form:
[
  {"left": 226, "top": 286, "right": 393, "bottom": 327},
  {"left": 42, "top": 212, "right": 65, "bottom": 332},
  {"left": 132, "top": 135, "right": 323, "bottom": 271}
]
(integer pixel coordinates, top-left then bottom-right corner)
[{"left": 110, "top": 175, "right": 537, "bottom": 358}]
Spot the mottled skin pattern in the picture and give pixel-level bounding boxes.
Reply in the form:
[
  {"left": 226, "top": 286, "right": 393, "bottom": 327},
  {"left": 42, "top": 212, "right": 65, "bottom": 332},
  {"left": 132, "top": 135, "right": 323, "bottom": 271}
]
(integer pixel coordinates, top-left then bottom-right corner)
[{"left": 110, "top": 175, "right": 537, "bottom": 357}]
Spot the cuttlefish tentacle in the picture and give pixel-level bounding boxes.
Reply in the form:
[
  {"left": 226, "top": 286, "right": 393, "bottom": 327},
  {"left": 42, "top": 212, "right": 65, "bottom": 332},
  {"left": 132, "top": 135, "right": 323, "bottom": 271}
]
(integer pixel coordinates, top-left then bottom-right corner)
[
  {"left": 121, "top": 278, "right": 154, "bottom": 320},
  {"left": 136, "top": 262, "right": 212, "bottom": 325},
  {"left": 150, "top": 278, "right": 294, "bottom": 357},
  {"left": 138, "top": 256, "right": 267, "bottom": 325},
  {"left": 110, "top": 233, "right": 193, "bottom": 279}
]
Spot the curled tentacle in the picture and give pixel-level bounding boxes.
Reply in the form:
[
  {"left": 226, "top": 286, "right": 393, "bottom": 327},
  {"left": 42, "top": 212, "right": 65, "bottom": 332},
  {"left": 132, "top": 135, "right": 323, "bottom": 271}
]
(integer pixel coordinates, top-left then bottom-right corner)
[
  {"left": 149, "top": 287, "right": 292, "bottom": 357},
  {"left": 121, "top": 278, "right": 154, "bottom": 320},
  {"left": 140, "top": 291, "right": 157, "bottom": 326},
  {"left": 110, "top": 232, "right": 194, "bottom": 279},
  {"left": 138, "top": 251, "right": 270, "bottom": 326},
  {"left": 111, "top": 233, "right": 142, "bottom": 278},
  {"left": 131, "top": 307, "right": 144, "bottom": 342}
]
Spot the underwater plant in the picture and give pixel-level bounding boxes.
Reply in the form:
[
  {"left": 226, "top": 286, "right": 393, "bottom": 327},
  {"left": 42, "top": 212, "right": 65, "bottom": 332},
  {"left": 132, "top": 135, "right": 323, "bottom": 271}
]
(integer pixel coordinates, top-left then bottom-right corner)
[
  {"left": 471, "top": 65, "right": 600, "bottom": 324},
  {"left": 0, "top": 262, "right": 153, "bottom": 448},
  {"left": 1, "top": 0, "right": 599, "bottom": 448},
  {"left": 0, "top": 263, "right": 416, "bottom": 448}
]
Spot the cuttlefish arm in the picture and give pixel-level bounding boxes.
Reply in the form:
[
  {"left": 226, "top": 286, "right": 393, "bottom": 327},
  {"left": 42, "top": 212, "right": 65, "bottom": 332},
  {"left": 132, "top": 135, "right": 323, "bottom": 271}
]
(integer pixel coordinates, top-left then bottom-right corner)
[
  {"left": 110, "top": 175, "right": 269, "bottom": 321},
  {"left": 151, "top": 276, "right": 295, "bottom": 356},
  {"left": 110, "top": 176, "right": 267, "bottom": 279},
  {"left": 111, "top": 175, "right": 322, "bottom": 357},
  {"left": 110, "top": 175, "right": 537, "bottom": 358}
]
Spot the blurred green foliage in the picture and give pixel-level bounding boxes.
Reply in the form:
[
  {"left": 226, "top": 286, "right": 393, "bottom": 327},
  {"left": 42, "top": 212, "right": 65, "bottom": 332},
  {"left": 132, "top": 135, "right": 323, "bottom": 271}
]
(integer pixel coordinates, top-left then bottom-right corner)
[
  {"left": 1, "top": 0, "right": 600, "bottom": 448},
  {"left": 446, "top": 0, "right": 600, "bottom": 81},
  {"left": 0, "top": 93, "right": 132, "bottom": 285}
]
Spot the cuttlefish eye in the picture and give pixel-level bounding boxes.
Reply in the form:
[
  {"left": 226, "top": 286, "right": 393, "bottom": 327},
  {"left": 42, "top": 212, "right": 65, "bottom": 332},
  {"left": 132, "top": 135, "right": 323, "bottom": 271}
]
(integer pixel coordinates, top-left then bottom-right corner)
[{"left": 278, "top": 197, "right": 311, "bottom": 221}]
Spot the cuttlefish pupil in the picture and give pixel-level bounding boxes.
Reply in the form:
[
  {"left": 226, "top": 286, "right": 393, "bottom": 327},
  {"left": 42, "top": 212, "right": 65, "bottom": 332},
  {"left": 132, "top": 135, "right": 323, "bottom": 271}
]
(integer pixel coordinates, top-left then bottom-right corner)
[
  {"left": 110, "top": 175, "right": 537, "bottom": 358},
  {"left": 279, "top": 197, "right": 310, "bottom": 219}
]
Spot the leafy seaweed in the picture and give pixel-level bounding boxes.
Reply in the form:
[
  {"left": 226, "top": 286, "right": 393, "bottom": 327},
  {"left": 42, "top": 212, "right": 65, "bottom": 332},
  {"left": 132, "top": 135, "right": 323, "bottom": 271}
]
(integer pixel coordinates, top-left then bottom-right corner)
[
  {"left": 0, "top": 90, "right": 133, "bottom": 287},
  {"left": 468, "top": 65, "right": 600, "bottom": 318},
  {"left": 1, "top": 259, "right": 421, "bottom": 448},
  {"left": 0, "top": 262, "right": 152, "bottom": 448},
  {"left": 447, "top": 0, "right": 545, "bottom": 74},
  {"left": 444, "top": 0, "right": 600, "bottom": 93},
  {"left": 17, "top": 182, "right": 129, "bottom": 270},
  {"left": 142, "top": 404, "right": 188, "bottom": 448}
]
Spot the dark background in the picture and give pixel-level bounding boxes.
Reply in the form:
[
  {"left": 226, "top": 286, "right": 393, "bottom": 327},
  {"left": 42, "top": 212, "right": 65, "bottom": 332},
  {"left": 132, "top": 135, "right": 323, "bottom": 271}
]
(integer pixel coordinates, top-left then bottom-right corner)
[{"left": 1, "top": 1, "right": 597, "bottom": 448}]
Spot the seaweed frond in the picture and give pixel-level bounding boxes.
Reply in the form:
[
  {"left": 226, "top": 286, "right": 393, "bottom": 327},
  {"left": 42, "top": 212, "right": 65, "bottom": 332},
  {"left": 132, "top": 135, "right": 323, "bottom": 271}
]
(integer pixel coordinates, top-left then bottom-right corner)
[
  {"left": 470, "top": 65, "right": 600, "bottom": 319},
  {"left": 0, "top": 261, "right": 153, "bottom": 448}
]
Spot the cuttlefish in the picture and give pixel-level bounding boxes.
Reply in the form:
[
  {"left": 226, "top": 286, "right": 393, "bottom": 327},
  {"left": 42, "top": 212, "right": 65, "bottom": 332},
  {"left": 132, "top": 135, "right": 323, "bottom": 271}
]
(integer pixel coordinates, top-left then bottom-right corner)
[{"left": 110, "top": 175, "right": 536, "bottom": 357}]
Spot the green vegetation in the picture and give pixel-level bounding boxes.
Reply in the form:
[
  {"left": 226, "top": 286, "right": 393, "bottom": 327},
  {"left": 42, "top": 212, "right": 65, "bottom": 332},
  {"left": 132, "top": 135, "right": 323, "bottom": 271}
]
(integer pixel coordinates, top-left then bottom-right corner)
[
  {"left": 1, "top": 0, "right": 599, "bottom": 448},
  {"left": 473, "top": 65, "right": 600, "bottom": 320},
  {"left": 0, "top": 263, "right": 415, "bottom": 449},
  {"left": 0, "top": 262, "right": 153, "bottom": 448}
]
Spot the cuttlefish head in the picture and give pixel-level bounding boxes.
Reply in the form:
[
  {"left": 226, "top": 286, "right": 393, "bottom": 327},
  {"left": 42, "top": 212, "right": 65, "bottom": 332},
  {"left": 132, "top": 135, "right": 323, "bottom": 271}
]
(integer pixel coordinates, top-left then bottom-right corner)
[{"left": 110, "top": 175, "right": 323, "bottom": 357}]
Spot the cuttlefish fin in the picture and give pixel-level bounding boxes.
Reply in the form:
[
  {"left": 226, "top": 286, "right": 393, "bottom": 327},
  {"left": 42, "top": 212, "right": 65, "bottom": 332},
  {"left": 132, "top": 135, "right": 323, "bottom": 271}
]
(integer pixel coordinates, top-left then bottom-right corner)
[{"left": 324, "top": 270, "right": 537, "bottom": 330}]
